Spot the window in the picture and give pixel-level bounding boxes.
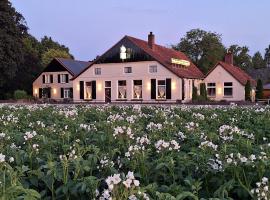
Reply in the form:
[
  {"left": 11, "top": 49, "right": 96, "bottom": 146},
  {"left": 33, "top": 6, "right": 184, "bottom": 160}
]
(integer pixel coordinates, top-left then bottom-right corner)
[
  {"left": 95, "top": 68, "right": 101, "bottom": 75},
  {"left": 85, "top": 82, "right": 92, "bottom": 99},
  {"left": 149, "top": 65, "right": 157, "bottom": 73},
  {"left": 157, "top": 80, "right": 166, "bottom": 99},
  {"left": 105, "top": 81, "right": 111, "bottom": 88},
  {"left": 133, "top": 80, "right": 142, "bottom": 99},
  {"left": 64, "top": 88, "right": 70, "bottom": 98},
  {"left": 124, "top": 67, "right": 132, "bottom": 73},
  {"left": 207, "top": 83, "right": 216, "bottom": 97},
  {"left": 118, "top": 80, "right": 127, "bottom": 99},
  {"left": 60, "top": 74, "right": 68, "bottom": 83},
  {"left": 44, "top": 75, "right": 51, "bottom": 84},
  {"left": 224, "top": 82, "right": 233, "bottom": 97}
]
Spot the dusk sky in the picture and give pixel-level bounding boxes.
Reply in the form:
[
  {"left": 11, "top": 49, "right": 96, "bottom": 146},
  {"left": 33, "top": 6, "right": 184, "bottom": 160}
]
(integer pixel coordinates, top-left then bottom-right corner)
[{"left": 10, "top": 0, "right": 270, "bottom": 61}]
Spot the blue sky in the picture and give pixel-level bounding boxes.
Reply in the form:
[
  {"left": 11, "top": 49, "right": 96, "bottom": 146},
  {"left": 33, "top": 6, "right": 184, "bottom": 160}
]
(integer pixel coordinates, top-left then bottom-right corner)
[{"left": 10, "top": 0, "right": 270, "bottom": 61}]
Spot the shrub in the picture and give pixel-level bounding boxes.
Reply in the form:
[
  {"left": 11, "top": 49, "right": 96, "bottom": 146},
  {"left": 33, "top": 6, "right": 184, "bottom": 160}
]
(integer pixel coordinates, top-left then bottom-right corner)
[
  {"left": 13, "top": 90, "right": 28, "bottom": 100},
  {"left": 192, "top": 86, "right": 198, "bottom": 101},
  {"left": 245, "top": 80, "right": 251, "bottom": 101},
  {"left": 199, "top": 83, "right": 207, "bottom": 100},
  {"left": 256, "top": 79, "right": 263, "bottom": 99}
]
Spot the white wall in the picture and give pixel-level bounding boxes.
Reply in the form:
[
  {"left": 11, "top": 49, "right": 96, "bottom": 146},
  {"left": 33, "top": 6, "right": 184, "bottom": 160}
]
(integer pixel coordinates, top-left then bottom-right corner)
[
  {"left": 73, "top": 61, "right": 194, "bottom": 102},
  {"left": 32, "top": 71, "right": 73, "bottom": 100},
  {"left": 204, "top": 65, "right": 245, "bottom": 101}
]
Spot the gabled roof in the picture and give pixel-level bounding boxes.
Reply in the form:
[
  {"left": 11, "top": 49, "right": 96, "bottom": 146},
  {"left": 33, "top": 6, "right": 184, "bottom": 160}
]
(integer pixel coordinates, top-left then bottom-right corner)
[
  {"left": 206, "top": 61, "right": 257, "bottom": 87},
  {"left": 72, "top": 35, "right": 204, "bottom": 80},
  {"left": 55, "top": 58, "right": 91, "bottom": 76}
]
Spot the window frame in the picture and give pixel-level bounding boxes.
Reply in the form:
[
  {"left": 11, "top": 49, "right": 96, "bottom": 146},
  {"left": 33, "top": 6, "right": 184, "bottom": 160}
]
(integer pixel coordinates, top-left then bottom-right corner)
[
  {"left": 44, "top": 74, "right": 51, "bottom": 84},
  {"left": 95, "top": 68, "right": 101, "bottom": 75},
  {"left": 149, "top": 65, "right": 157, "bottom": 73},
  {"left": 118, "top": 80, "right": 127, "bottom": 99},
  {"left": 124, "top": 67, "right": 132, "bottom": 74},
  {"left": 223, "top": 82, "right": 233, "bottom": 97},
  {"left": 63, "top": 88, "right": 70, "bottom": 98},
  {"left": 207, "top": 82, "right": 216, "bottom": 97},
  {"left": 60, "top": 74, "right": 67, "bottom": 83},
  {"left": 157, "top": 80, "right": 166, "bottom": 100},
  {"left": 133, "top": 80, "right": 143, "bottom": 99},
  {"left": 85, "top": 82, "right": 93, "bottom": 100}
]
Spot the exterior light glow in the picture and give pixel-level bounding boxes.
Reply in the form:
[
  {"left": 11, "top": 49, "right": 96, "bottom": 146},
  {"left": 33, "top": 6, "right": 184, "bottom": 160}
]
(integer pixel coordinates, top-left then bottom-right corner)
[
  {"left": 34, "top": 89, "right": 38, "bottom": 94},
  {"left": 217, "top": 87, "right": 222, "bottom": 95},
  {"left": 97, "top": 83, "right": 102, "bottom": 91},
  {"left": 172, "top": 81, "right": 176, "bottom": 90},
  {"left": 76, "top": 84, "right": 80, "bottom": 91},
  {"left": 147, "top": 82, "right": 151, "bottom": 90},
  {"left": 53, "top": 88, "right": 57, "bottom": 94}
]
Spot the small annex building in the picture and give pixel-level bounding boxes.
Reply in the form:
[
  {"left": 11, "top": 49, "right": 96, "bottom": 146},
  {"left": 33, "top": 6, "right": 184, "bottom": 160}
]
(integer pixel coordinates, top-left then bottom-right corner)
[
  {"left": 204, "top": 52, "right": 257, "bottom": 101},
  {"left": 72, "top": 32, "right": 204, "bottom": 103},
  {"left": 32, "top": 58, "right": 90, "bottom": 100}
]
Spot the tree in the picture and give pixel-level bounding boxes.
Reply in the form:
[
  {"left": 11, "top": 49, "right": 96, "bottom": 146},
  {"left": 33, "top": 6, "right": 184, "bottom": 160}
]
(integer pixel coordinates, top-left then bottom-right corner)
[
  {"left": 0, "top": 0, "right": 28, "bottom": 97},
  {"left": 245, "top": 80, "right": 251, "bottom": 101},
  {"left": 265, "top": 45, "right": 270, "bottom": 68},
  {"left": 252, "top": 52, "right": 266, "bottom": 69},
  {"left": 228, "top": 45, "right": 252, "bottom": 70},
  {"left": 192, "top": 85, "right": 198, "bottom": 101},
  {"left": 256, "top": 79, "right": 263, "bottom": 99},
  {"left": 173, "top": 29, "right": 225, "bottom": 73},
  {"left": 199, "top": 83, "right": 207, "bottom": 100},
  {"left": 41, "top": 48, "right": 72, "bottom": 67}
]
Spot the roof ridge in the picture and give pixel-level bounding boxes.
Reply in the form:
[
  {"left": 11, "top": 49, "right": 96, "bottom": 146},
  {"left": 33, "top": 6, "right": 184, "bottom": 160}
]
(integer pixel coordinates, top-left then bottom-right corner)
[{"left": 56, "top": 57, "right": 90, "bottom": 63}]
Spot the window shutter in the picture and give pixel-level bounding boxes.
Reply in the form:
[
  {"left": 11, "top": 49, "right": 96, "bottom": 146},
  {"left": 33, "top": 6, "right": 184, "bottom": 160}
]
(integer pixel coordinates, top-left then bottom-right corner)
[
  {"left": 182, "top": 79, "right": 185, "bottom": 100},
  {"left": 61, "top": 88, "right": 64, "bottom": 98},
  {"left": 50, "top": 75, "right": 53, "bottom": 83},
  {"left": 58, "top": 75, "right": 60, "bottom": 83},
  {"left": 166, "top": 78, "right": 171, "bottom": 99},
  {"left": 42, "top": 75, "right": 45, "bottom": 83},
  {"left": 80, "top": 81, "right": 84, "bottom": 99},
  {"left": 70, "top": 88, "right": 73, "bottom": 98},
  {"left": 66, "top": 74, "right": 69, "bottom": 83},
  {"left": 92, "top": 81, "right": 96, "bottom": 99},
  {"left": 48, "top": 88, "right": 51, "bottom": 98},
  {"left": 151, "top": 79, "right": 156, "bottom": 99},
  {"left": 39, "top": 88, "right": 42, "bottom": 98}
]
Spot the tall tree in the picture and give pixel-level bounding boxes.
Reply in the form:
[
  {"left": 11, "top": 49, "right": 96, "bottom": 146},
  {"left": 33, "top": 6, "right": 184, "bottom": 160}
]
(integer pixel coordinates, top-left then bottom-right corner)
[
  {"left": 256, "top": 79, "right": 263, "bottom": 99},
  {"left": 252, "top": 52, "right": 266, "bottom": 69},
  {"left": 0, "top": 0, "right": 28, "bottom": 97},
  {"left": 265, "top": 45, "right": 270, "bottom": 68},
  {"left": 173, "top": 29, "right": 225, "bottom": 73},
  {"left": 228, "top": 45, "right": 252, "bottom": 70},
  {"left": 41, "top": 48, "right": 72, "bottom": 67}
]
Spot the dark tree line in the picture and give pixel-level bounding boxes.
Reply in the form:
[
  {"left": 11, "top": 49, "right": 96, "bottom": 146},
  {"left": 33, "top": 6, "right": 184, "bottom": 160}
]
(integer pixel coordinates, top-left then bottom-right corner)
[
  {"left": 173, "top": 29, "right": 270, "bottom": 73},
  {"left": 0, "top": 0, "right": 73, "bottom": 99}
]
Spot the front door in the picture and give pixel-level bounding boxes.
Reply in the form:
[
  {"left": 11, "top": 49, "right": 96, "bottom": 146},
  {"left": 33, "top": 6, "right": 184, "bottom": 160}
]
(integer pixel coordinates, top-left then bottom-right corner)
[{"left": 105, "top": 88, "right": 111, "bottom": 103}]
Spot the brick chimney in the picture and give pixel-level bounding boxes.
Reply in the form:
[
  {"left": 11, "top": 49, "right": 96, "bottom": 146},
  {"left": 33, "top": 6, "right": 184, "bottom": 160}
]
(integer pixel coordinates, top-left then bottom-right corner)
[
  {"left": 225, "top": 51, "right": 233, "bottom": 65},
  {"left": 148, "top": 32, "right": 155, "bottom": 50}
]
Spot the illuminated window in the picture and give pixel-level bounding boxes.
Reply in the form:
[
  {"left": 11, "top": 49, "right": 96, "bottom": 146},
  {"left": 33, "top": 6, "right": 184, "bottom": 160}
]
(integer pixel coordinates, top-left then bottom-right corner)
[
  {"left": 157, "top": 80, "right": 166, "bottom": 99},
  {"left": 85, "top": 82, "right": 92, "bottom": 99},
  {"left": 118, "top": 80, "right": 127, "bottom": 99},
  {"left": 207, "top": 83, "right": 216, "bottom": 96},
  {"left": 149, "top": 65, "right": 157, "bottom": 73},
  {"left": 224, "top": 82, "right": 233, "bottom": 97},
  {"left": 95, "top": 68, "right": 101, "bottom": 75},
  {"left": 124, "top": 67, "right": 132, "bottom": 73},
  {"left": 133, "top": 80, "right": 142, "bottom": 99}
]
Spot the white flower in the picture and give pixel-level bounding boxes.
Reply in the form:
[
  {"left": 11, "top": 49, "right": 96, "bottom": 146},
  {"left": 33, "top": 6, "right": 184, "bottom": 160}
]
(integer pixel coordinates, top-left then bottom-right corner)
[
  {"left": 123, "top": 179, "right": 132, "bottom": 188},
  {"left": 133, "top": 180, "right": 140, "bottom": 187},
  {"left": 0, "top": 153, "right": 5, "bottom": 163},
  {"left": 9, "top": 157, "right": 14, "bottom": 163}
]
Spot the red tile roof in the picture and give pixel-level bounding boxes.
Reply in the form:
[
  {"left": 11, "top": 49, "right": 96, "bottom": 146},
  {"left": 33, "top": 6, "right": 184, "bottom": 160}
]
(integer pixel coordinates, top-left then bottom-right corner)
[
  {"left": 72, "top": 35, "right": 204, "bottom": 80},
  {"left": 207, "top": 61, "right": 257, "bottom": 86},
  {"left": 126, "top": 36, "right": 204, "bottom": 79}
]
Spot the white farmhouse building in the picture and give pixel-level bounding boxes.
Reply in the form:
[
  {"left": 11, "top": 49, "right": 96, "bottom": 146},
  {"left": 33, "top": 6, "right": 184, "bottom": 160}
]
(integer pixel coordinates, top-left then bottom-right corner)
[{"left": 72, "top": 32, "right": 204, "bottom": 103}]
